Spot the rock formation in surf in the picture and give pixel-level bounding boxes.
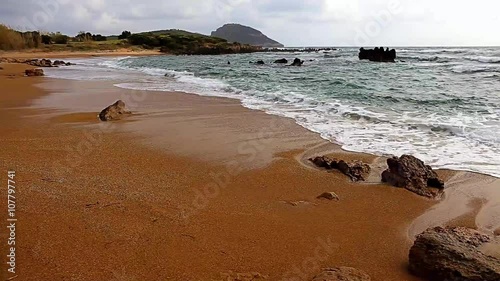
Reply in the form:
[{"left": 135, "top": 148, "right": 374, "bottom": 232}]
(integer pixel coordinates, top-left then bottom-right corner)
[
  {"left": 290, "top": 58, "right": 304, "bottom": 66},
  {"left": 99, "top": 100, "right": 131, "bottom": 121},
  {"left": 381, "top": 155, "right": 444, "bottom": 198},
  {"left": 409, "top": 226, "right": 500, "bottom": 281},
  {"left": 359, "top": 47, "right": 396, "bottom": 62}
]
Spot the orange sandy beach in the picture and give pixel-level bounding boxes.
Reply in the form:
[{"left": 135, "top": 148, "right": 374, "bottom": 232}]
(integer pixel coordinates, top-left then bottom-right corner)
[{"left": 0, "top": 59, "right": 499, "bottom": 281}]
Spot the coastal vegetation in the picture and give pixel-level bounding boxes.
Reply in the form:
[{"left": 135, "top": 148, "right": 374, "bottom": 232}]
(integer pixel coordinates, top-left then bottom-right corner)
[
  {"left": 126, "top": 29, "right": 260, "bottom": 54},
  {"left": 0, "top": 24, "right": 261, "bottom": 54}
]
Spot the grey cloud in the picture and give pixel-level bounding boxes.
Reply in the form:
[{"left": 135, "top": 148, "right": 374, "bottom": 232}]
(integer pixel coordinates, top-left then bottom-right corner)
[{"left": 0, "top": 0, "right": 499, "bottom": 46}]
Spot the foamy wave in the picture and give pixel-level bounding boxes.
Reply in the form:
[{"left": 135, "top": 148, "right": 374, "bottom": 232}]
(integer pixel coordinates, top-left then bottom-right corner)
[{"left": 465, "top": 56, "right": 500, "bottom": 63}]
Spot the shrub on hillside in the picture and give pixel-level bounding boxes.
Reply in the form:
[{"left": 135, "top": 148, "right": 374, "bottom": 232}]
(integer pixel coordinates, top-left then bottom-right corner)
[
  {"left": 52, "top": 33, "right": 69, "bottom": 44},
  {"left": 41, "top": 34, "right": 52, "bottom": 44},
  {"left": 118, "top": 31, "right": 131, "bottom": 40}
]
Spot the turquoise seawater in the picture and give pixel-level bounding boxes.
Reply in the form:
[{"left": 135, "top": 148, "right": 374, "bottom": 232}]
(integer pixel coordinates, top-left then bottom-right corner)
[{"left": 44, "top": 47, "right": 500, "bottom": 177}]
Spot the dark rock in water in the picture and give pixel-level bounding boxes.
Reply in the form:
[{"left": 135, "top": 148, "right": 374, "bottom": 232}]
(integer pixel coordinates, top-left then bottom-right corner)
[
  {"left": 98, "top": 100, "right": 131, "bottom": 121},
  {"left": 25, "top": 69, "right": 44, "bottom": 76},
  {"left": 409, "top": 226, "right": 500, "bottom": 281},
  {"left": 274, "top": 58, "right": 288, "bottom": 64},
  {"left": 290, "top": 58, "right": 304, "bottom": 66},
  {"left": 255, "top": 60, "right": 265, "bottom": 65},
  {"left": 53, "top": 60, "right": 67, "bottom": 66},
  {"left": 359, "top": 47, "right": 396, "bottom": 62},
  {"left": 312, "top": 267, "right": 371, "bottom": 281},
  {"left": 381, "top": 155, "right": 444, "bottom": 198},
  {"left": 309, "top": 156, "right": 370, "bottom": 182}
]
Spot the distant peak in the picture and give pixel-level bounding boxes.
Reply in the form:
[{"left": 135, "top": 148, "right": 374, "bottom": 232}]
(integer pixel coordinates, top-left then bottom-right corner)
[{"left": 211, "top": 23, "right": 284, "bottom": 48}]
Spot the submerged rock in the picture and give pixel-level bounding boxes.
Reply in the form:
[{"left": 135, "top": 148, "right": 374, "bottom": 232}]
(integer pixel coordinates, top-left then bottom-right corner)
[
  {"left": 274, "top": 58, "right": 288, "bottom": 64},
  {"left": 312, "top": 267, "right": 371, "bottom": 281},
  {"left": 98, "top": 100, "right": 131, "bottom": 121},
  {"left": 409, "top": 226, "right": 500, "bottom": 281},
  {"left": 381, "top": 155, "right": 444, "bottom": 198},
  {"left": 309, "top": 156, "right": 371, "bottom": 182},
  {"left": 25, "top": 69, "right": 44, "bottom": 76}
]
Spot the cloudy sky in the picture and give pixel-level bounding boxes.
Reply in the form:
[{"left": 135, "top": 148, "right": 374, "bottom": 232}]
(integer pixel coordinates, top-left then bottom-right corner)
[{"left": 2, "top": 0, "right": 500, "bottom": 46}]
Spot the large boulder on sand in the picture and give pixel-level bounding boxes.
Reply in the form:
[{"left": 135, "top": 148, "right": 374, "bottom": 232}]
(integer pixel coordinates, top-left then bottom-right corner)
[
  {"left": 25, "top": 69, "right": 44, "bottom": 76},
  {"left": 409, "top": 226, "right": 500, "bottom": 281},
  {"left": 312, "top": 267, "right": 371, "bottom": 281},
  {"left": 381, "top": 155, "right": 444, "bottom": 198},
  {"left": 98, "top": 100, "right": 131, "bottom": 121}
]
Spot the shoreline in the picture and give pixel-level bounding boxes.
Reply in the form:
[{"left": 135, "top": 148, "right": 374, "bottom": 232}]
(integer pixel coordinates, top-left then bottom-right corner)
[
  {"left": 1, "top": 59, "right": 499, "bottom": 280},
  {"left": 0, "top": 49, "right": 162, "bottom": 59}
]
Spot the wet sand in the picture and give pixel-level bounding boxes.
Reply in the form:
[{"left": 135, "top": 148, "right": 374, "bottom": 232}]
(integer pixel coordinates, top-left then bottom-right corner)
[{"left": 0, "top": 61, "right": 498, "bottom": 281}]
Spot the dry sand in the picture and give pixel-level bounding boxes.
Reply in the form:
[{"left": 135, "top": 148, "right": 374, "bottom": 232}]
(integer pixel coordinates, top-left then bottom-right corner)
[{"left": 0, "top": 61, "right": 498, "bottom": 281}]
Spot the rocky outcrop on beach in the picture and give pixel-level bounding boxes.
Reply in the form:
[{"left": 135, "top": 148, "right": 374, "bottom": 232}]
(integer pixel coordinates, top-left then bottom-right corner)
[
  {"left": 312, "top": 267, "right": 371, "bottom": 281},
  {"left": 25, "top": 69, "right": 44, "bottom": 76},
  {"left": 409, "top": 226, "right": 500, "bottom": 281},
  {"left": 98, "top": 100, "right": 131, "bottom": 121},
  {"left": 359, "top": 47, "right": 396, "bottom": 62},
  {"left": 274, "top": 58, "right": 288, "bottom": 64},
  {"left": 0, "top": 58, "right": 72, "bottom": 67},
  {"left": 290, "top": 58, "right": 304, "bottom": 66},
  {"left": 381, "top": 155, "right": 444, "bottom": 198},
  {"left": 309, "top": 156, "right": 371, "bottom": 182}
]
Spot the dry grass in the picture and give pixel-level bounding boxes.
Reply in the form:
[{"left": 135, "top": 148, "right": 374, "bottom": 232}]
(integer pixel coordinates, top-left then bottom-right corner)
[
  {"left": 0, "top": 24, "right": 25, "bottom": 50},
  {"left": 0, "top": 24, "right": 42, "bottom": 50}
]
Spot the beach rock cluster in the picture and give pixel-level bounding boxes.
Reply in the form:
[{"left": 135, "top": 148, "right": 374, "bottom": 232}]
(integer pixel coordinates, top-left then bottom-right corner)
[
  {"left": 309, "top": 156, "right": 371, "bottom": 182},
  {"left": 409, "top": 226, "right": 500, "bottom": 281},
  {"left": 0, "top": 58, "right": 72, "bottom": 67},
  {"left": 312, "top": 267, "right": 371, "bottom": 281},
  {"left": 359, "top": 47, "right": 396, "bottom": 62},
  {"left": 250, "top": 57, "right": 305, "bottom": 66},
  {"left": 25, "top": 69, "right": 44, "bottom": 76},
  {"left": 98, "top": 100, "right": 131, "bottom": 121},
  {"left": 381, "top": 155, "right": 444, "bottom": 198},
  {"left": 26, "top": 59, "right": 72, "bottom": 67}
]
